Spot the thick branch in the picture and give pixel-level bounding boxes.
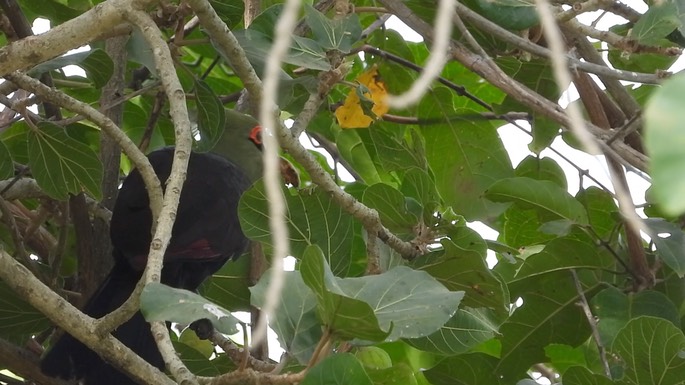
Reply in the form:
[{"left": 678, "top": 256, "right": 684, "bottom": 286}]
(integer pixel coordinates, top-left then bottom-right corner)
[
  {"left": 123, "top": 9, "right": 196, "bottom": 385},
  {"left": 0, "top": 250, "right": 175, "bottom": 385},
  {"left": 0, "top": 0, "right": 145, "bottom": 76}
]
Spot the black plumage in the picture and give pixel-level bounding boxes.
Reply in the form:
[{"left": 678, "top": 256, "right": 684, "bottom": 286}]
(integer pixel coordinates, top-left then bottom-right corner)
[{"left": 41, "top": 148, "right": 252, "bottom": 385}]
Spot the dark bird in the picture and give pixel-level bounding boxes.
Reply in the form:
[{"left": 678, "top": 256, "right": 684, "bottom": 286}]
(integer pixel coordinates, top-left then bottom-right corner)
[{"left": 41, "top": 110, "right": 264, "bottom": 385}]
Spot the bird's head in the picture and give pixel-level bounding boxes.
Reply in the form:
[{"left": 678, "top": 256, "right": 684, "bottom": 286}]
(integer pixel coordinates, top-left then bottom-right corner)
[{"left": 211, "top": 109, "right": 264, "bottom": 184}]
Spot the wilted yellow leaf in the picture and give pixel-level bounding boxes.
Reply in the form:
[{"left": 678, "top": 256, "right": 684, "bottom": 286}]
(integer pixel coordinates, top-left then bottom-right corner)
[{"left": 335, "top": 66, "right": 389, "bottom": 129}]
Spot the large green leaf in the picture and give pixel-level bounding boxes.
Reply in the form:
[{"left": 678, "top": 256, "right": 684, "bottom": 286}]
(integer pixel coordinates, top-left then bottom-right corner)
[
  {"left": 239, "top": 182, "right": 355, "bottom": 276},
  {"left": 362, "top": 183, "right": 419, "bottom": 237},
  {"left": 563, "top": 366, "right": 614, "bottom": 385},
  {"left": 631, "top": 2, "right": 681, "bottom": 45},
  {"left": 424, "top": 353, "right": 503, "bottom": 385},
  {"left": 611, "top": 317, "right": 685, "bottom": 385},
  {"left": 0, "top": 140, "right": 13, "bottom": 180},
  {"left": 233, "top": 29, "right": 331, "bottom": 71},
  {"left": 250, "top": 270, "right": 322, "bottom": 364},
  {"left": 421, "top": 88, "right": 513, "bottom": 222},
  {"left": 576, "top": 187, "right": 619, "bottom": 240},
  {"left": 336, "top": 265, "right": 464, "bottom": 342},
  {"left": 141, "top": 283, "right": 240, "bottom": 335},
  {"left": 304, "top": 4, "right": 362, "bottom": 52},
  {"left": 413, "top": 230, "right": 508, "bottom": 313},
  {"left": 407, "top": 307, "right": 499, "bottom": 355},
  {"left": 645, "top": 73, "right": 685, "bottom": 215},
  {"left": 497, "top": 271, "right": 598, "bottom": 378},
  {"left": 474, "top": 0, "right": 538, "bottom": 30},
  {"left": 30, "top": 49, "right": 113, "bottom": 88},
  {"left": 590, "top": 287, "right": 680, "bottom": 347},
  {"left": 193, "top": 78, "right": 225, "bottom": 152},
  {"left": 643, "top": 218, "right": 685, "bottom": 277},
  {"left": 301, "top": 245, "right": 389, "bottom": 342},
  {"left": 485, "top": 177, "right": 589, "bottom": 225},
  {"left": 514, "top": 156, "right": 567, "bottom": 189},
  {"left": 0, "top": 281, "right": 50, "bottom": 344},
  {"left": 499, "top": 207, "right": 556, "bottom": 248},
  {"left": 510, "top": 232, "right": 611, "bottom": 283},
  {"left": 201, "top": 254, "right": 251, "bottom": 311},
  {"left": 28, "top": 122, "right": 103, "bottom": 200},
  {"left": 300, "top": 353, "right": 373, "bottom": 385}
]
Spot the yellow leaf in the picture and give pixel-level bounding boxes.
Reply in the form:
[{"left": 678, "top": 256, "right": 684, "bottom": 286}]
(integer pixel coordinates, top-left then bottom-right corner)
[{"left": 335, "top": 66, "right": 389, "bottom": 129}]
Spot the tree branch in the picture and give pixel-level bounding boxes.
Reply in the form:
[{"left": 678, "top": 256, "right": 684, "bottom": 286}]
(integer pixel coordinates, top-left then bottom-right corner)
[{"left": 0, "top": 249, "right": 176, "bottom": 385}]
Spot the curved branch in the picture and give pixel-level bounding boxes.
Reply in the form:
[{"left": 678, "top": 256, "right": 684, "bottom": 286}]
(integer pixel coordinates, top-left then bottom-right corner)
[
  {"left": 123, "top": 9, "right": 196, "bottom": 385},
  {"left": 0, "top": 250, "right": 175, "bottom": 385}
]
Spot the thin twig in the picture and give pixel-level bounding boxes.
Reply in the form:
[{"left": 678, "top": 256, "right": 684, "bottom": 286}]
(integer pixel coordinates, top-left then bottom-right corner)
[{"left": 570, "top": 269, "right": 611, "bottom": 378}]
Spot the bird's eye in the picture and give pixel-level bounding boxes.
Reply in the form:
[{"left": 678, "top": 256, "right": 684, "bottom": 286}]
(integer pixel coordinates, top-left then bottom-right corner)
[{"left": 249, "top": 126, "right": 263, "bottom": 149}]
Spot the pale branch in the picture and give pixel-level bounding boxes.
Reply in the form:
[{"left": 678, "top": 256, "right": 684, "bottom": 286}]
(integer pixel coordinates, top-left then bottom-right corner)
[
  {"left": 380, "top": 0, "right": 648, "bottom": 174},
  {"left": 0, "top": 249, "right": 176, "bottom": 385},
  {"left": 208, "top": 330, "right": 277, "bottom": 372},
  {"left": 198, "top": 368, "right": 305, "bottom": 385},
  {"left": 555, "top": 0, "right": 612, "bottom": 22},
  {"left": 123, "top": 9, "right": 197, "bottom": 385},
  {"left": 536, "top": 0, "right": 601, "bottom": 155},
  {"left": 0, "top": 0, "right": 147, "bottom": 77},
  {"left": 565, "top": 18, "right": 682, "bottom": 56},
  {"left": 562, "top": 26, "right": 642, "bottom": 117},
  {"left": 386, "top": 0, "right": 455, "bottom": 109},
  {"left": 570, "top": 269, "right": 611, "bottom": 377},
  {"left": 365, "top": 229, "right": 381, "bottom": 275},
  {"left": 252, "top": 0, "right": 300, "bottom": 351},
  {"left": 0, "top": 178, "right": 111, "bottom": 222},
  {"left": 451, "top": 0, "right": 665, "bottom": 84}
]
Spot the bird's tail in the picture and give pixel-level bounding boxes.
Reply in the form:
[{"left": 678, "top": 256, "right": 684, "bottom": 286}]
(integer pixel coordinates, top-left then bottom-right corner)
[{"left": 41, "top": 261, "right": 163, "bottom": 385}]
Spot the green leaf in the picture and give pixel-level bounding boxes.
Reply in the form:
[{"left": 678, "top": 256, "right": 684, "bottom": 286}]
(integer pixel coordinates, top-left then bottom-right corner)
[
  {"left": 250, "top": 270, "right": 322, "bottom": 364},
  {"left": 239, "top": 182, "right": 355, "bottom": 276},
  {"left": 421, "top": 88, "right": 514, "bottom": 221},
  {"left": 0, "top": 140, "right": 13, "bottom": 180},
  {"left": 497, "top": 271, "right": 596, "bottom": 377},
  {"left": 407, "top": 307, "right": 499, "bottom": 355},
  {"left": 500, "top": 207, "right": 556, "bottom": 248},
  {"left": 362, "top": 183, "right": 419, "bottom": 236},
  {"left": 300, "top": 353, "right": 373, "bottom": 385},
  {"left": 304, "top": 4, "right": 362, "bottom": 52},
  {"left": 28, "top": 122, "right": 103, "bottom": 200},
  {"left": 514, "top": 156, "right": 567, "bottom": 189},
  {"left": 193, "top": 79, "right": 226, "bottom": 152},
  {"left": 511, "top": 232, "right": 611, "bottom": 283},
  {"left": 179, "top": 328, "right": 214, "bottom": 359},
  {"left": 563, "top": 366, "right": 614, "bottom": 385},
  {"left": 366, "top": 363, "right": 419, "bottom": 385},
  {"left": 201, "top": 254, "right": 251, "bottom": 311},
  {"left": 424, "top": 353, "right": 503, "bottom": 385},
  {"left": 643, "top": 218, "right": 685, "bottom": 277},
  {"left": 337, "top": 265, "right": 465, "bottom": 341},
  {"left": 591, "top": 286, "right": 680, "bottom": 347},
  {"left": 631, "top": 2, "right": 681, "bottom": 45},
  {"left": 611, "top": 316, "right": 685, "bottom": 385},
  {"left": 576, "top": 187, "right": 619, "bottom": 240},
  {"left": 474, "top": 0, "right": 539, "bottom": 30},
  {"left": 645, "top": 73, "right": 685, "bottom": 216},
  {"left": 300, "top": 245, "right": 389, "bottom": 341},
  {"left": 485, "top": 177, "right": 589, "bottom": 225},
  {"left": 30, "top": 49, "right": 113, "bottom": 88},
  {"left": 544, "top": 344, "right": 587, "bottom": 374},
  {"left": 0, "top": 281, "right": 50, "bottom": 344},
  {"left": 413, "top": 231, "right": 508, "bottom": 313},
  {"left": 336, "top": 129, "right": 385, "bottom": 185},
  {"left": 141, "top": 283, "right": 240, "bottom": 335},
  {"left": 233, "top": 29, "right": 331, "bottom": 71}
]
